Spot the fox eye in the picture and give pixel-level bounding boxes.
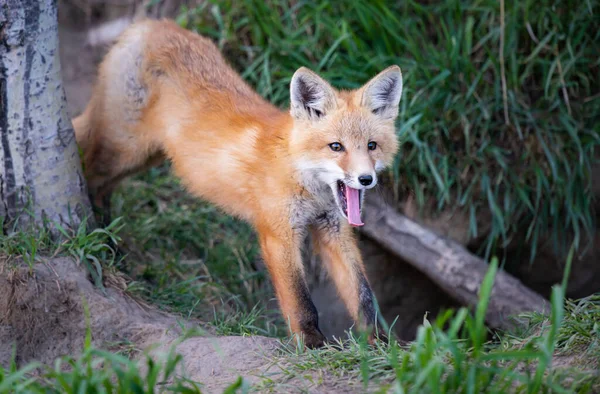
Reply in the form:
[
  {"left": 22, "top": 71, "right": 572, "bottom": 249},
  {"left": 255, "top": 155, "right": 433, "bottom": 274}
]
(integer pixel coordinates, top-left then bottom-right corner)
[
  {"left": 329, "top": 142, "right": 344, "bottom": 152},
  {"left": 368, "top": 141, "right": 377, "bottom": 150}
]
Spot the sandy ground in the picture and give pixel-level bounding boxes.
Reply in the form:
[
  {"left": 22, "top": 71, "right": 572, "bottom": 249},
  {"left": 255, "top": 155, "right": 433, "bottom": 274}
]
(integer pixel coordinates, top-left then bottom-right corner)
[{"left": 0, "top": 257, "right": 349, "bottom": 392}]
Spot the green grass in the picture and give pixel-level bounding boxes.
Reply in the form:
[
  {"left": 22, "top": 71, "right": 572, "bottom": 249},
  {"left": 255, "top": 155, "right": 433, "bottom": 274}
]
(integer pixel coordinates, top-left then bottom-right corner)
[
  {"left": 0, "top": 346, "right": 249, "bottom": 393},
  {"left": 0, "top": 307, "right": 237, "bottom": 394},
  {"left": 0, "top": 345, "right": 202, "bottom": 393},
  {"left": 2, "top": 257, "right": 598, "bottom": 393},
  {"left": 258, "top": 260, "right": 600, "bottom": 393},
  {"left": 0, "top": 213, "right": 122, "bottom": 280},
  {"left": 111, "top": 166, "right": 285, "bottom": 337},
  {"left": 511, "top": 295, "right": 600, "bottom": 362},
  {"left": 178, "top": 0, "right": 599, "bottom": 260}
]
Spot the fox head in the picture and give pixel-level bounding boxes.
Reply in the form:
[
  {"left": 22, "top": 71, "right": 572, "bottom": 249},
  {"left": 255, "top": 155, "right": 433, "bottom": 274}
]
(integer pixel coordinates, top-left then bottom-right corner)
[{"left": 289, "top": 66, "right": 402, "bottom": 227}]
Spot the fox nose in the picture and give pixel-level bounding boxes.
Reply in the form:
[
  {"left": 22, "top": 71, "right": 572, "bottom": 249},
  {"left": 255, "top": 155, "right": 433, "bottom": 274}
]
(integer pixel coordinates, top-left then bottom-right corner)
[{"left": 358, "top": 175, "right": 373, "bottom": 186}]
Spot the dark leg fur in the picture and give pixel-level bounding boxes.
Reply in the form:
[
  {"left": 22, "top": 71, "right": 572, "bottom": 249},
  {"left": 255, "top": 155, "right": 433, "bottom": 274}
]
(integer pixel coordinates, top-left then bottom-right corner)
[
  {"left": 293, "top": 278, "right": 326, "bottom": 348},
  {"left": 357, "top": 274, "right": 389, "bottom": 345},
  {"left": 100, "top": 192, "right": 112, "bottom": 228}
]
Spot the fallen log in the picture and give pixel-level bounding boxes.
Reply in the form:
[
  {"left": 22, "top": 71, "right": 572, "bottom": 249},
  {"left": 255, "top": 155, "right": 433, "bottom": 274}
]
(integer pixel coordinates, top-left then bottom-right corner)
[{"left": 362, "top": 193, "right": 551, "bottom": 330}]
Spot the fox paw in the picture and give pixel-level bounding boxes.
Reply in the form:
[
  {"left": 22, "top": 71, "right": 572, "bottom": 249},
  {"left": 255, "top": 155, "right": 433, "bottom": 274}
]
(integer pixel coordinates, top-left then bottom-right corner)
[{"left": 305, "top": 334, "right": 326, "bottom": 349}]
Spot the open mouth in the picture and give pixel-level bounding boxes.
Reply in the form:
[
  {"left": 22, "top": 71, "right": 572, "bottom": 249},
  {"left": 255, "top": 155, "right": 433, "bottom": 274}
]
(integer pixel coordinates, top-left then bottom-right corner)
[{"left": 336, "top": 180, "right": 364, "bottom": 227}]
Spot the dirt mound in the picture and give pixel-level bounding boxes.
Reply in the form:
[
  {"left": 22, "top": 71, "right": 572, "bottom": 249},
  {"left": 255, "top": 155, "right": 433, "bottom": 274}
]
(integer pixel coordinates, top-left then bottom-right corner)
[
  {"left": 162, "top": 336, "right": 279, "bottom": 391},
  {"left": 0, "top": 258, "right": 283, "bottom": 392},
  {"left": 0, "top": 257, "right": 179, "bottom": 365}
]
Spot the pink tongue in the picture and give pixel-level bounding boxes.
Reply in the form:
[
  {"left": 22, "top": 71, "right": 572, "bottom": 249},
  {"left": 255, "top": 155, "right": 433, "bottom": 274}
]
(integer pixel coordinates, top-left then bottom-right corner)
[{"left": 345, "top": 186, "right": 363, "bottom": 227}]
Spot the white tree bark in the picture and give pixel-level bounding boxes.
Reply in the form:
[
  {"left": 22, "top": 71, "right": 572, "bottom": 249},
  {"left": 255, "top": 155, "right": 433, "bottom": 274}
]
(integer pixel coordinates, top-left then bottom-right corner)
[{"left": 0, "top": 0, "right": 93, "bottom": 232}]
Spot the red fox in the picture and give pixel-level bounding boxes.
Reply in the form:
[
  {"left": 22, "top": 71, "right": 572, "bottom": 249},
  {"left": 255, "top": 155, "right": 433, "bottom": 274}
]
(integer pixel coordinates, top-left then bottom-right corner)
[{"left": 73, "top": 19, "right": 402, "bottom": 348}]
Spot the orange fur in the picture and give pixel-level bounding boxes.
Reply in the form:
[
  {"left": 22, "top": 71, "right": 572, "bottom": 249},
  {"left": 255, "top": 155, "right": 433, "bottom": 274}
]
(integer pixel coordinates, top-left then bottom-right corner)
[{"left": 74, "top": 19, "right": 402, "bottom": 347}]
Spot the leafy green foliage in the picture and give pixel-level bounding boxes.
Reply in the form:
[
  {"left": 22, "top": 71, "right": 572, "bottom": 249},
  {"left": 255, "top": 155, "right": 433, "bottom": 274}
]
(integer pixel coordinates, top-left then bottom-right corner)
[
  {"left": 261, "top": 258, "right": 600, "bottom": 393},
  {"left": 0, "top": 306, "right": 247, "bottom": 393},
  {"left": 0, "top": 214, "right": 121, "bottom": 277},
  {"left": 0, "top": 219, "right": 53, "bottom": 270},
  {"left": 179, "top": 0, "right": 599, "bottom": 259},
  {"left": 0, "top": 338, "right": 247, "bottom": 393}
]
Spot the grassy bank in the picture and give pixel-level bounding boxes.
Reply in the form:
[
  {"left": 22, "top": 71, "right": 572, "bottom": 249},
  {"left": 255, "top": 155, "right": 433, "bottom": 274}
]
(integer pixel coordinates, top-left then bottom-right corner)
[{"left": 1, "top": 257, "right": 598, "bottom": 393}]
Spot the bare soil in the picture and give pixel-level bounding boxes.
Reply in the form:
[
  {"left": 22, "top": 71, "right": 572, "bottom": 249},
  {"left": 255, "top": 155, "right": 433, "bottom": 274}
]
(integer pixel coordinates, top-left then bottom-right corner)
[{"left": 0, "top": 258, "right": 278, "bottom": 392}]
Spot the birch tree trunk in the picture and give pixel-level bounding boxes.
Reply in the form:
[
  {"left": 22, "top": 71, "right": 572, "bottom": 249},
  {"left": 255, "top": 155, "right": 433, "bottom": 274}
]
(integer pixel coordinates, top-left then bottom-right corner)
[{"left": 0, "top": 0, "right": 94, "bottom": 233}]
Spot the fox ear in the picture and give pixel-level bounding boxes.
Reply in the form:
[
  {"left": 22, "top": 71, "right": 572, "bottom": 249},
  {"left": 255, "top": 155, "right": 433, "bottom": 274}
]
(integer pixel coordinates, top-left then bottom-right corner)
[
  {"left": 360, "top": 65, "right": 403, "bottom": 120},
  {"left": 290, "top": 67, "right": 337, "bottom": 121}
]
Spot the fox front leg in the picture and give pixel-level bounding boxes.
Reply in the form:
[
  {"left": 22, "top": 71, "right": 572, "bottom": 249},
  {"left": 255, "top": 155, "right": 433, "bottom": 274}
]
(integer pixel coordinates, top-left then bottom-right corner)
[
  {"left": 258, "top": 226, "right": 326, "bottom": 348},
  {"left": 311, "top": 212, "right": 388, "bottom": 344}
]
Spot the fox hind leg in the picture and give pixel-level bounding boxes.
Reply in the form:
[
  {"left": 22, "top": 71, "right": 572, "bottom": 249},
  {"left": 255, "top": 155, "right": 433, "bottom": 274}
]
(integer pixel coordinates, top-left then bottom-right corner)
[{"left": 73, "top": 111, "right": 165, "bottom": 227}]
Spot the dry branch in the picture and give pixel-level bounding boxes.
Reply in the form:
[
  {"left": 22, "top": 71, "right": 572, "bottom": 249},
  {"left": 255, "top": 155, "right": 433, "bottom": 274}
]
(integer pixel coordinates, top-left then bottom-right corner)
[{"left": 362, "top": 193, "right": 551, "bottom": 330}]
